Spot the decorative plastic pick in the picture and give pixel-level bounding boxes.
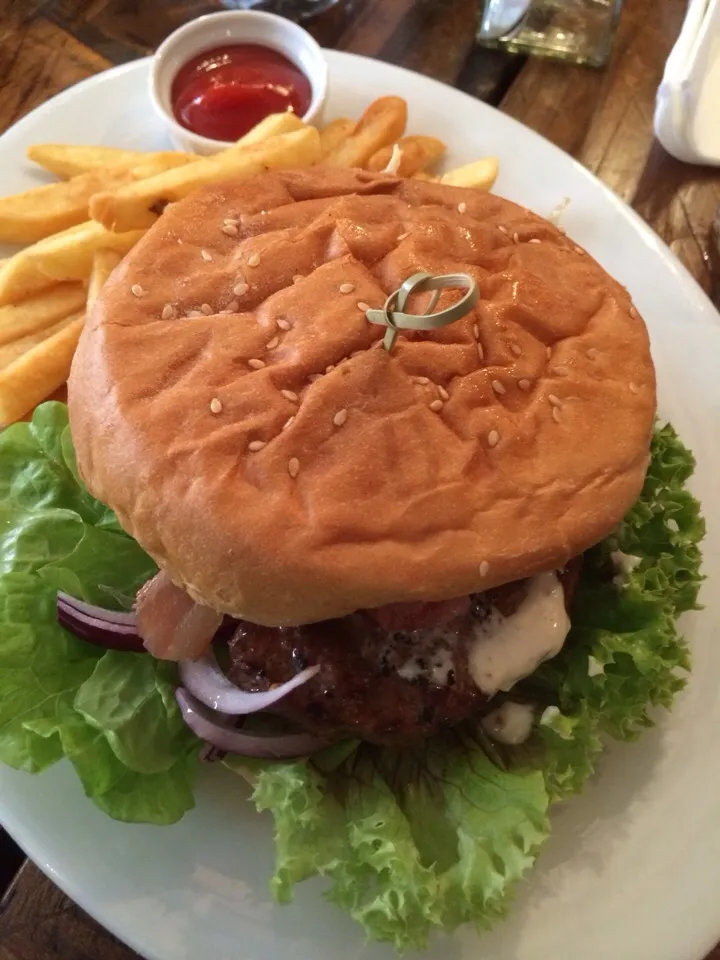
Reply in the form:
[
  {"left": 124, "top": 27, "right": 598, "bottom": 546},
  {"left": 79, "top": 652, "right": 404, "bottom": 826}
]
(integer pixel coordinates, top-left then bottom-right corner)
[{"left": 365, "top": 272, "right": 479, "bottom": 352}]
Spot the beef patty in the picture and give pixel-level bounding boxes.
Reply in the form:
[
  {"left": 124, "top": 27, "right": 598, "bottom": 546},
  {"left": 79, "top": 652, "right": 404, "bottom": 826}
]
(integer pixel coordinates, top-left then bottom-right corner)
[{"left": 227, "top": 563, "right": 581, "bottom": 744}]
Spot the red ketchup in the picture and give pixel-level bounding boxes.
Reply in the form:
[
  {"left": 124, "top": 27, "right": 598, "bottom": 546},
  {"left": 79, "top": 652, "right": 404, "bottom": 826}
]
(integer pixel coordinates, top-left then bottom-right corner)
[{"left": 170, "top": 44, "right": 312, "bottom": 142}]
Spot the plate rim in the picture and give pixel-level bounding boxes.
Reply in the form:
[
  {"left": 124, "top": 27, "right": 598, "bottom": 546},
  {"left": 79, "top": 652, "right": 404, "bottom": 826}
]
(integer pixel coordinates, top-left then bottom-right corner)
[{"left": 0, "top": 50, "right": 719, "bottom": 960}]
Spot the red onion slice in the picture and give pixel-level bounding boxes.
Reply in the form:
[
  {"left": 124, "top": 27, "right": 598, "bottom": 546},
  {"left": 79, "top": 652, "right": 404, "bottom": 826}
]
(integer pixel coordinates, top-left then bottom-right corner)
[
  {"left": 58, "top": 591, "right": 137, "bottom": 626},
  {"left": 57, "top": 593, "right": 144, "bottom": 652},
  {"left": 176, "top": 688, "right": 329, "bottom": 758},
  {"left": 180, "top": 650, "right": 320, "bottom": 715}
]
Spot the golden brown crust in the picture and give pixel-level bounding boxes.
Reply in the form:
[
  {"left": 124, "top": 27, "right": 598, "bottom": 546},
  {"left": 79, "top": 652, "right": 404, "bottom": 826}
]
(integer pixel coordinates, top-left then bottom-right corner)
[{"left": 68, "top": 168, "right": 656, "bottom": 626}]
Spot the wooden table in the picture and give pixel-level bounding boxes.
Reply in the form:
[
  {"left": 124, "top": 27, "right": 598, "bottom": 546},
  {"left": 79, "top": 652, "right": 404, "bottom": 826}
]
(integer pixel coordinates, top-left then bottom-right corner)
[{"left": 0, "top": 0, "right": 718, "bottom": 957}]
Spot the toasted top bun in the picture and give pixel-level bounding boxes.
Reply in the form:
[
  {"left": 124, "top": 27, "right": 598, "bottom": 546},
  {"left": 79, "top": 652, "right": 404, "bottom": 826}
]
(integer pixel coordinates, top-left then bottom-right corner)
[{"left": 69, "top": 168, "right": 656, "bottom": 626}]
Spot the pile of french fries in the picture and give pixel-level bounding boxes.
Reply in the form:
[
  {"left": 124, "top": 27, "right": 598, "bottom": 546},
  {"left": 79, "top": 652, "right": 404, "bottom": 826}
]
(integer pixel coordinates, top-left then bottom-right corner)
[{"left": 0, "top": 96, "right": 498, "bottom": 426}]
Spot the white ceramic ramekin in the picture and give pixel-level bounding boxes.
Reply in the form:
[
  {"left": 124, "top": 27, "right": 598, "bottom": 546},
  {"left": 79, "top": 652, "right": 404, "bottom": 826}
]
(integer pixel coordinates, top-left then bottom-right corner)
[{"left": 150, "top": 11, "right": 328, "bottom": 155}]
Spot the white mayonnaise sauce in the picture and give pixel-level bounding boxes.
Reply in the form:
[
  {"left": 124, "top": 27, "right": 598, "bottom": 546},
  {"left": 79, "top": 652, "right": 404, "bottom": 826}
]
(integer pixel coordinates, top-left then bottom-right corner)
[
  {"left": 481, "top": 701, "right": 535, "bottom": 745},
  {"left": 397, "top": 643, "right": 455, "bottom": 686},
  {"left": 610, "top": 550, "right": 642, "bottom": 588},
  {"left": 382, "top": 143, "right": 403, "bottom": 174},
  {"left": 610, "top": 550, "right": 642, "bottom": 576},
  {"left": 468, "top": 572, "right": 570, "bottom": 694}
]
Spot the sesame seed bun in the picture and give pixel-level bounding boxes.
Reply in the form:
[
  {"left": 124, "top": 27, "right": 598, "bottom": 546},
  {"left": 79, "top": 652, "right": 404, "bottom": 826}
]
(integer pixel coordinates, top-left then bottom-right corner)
[{"left": 68, "top": 168, "right": 656, "bottom": 626}]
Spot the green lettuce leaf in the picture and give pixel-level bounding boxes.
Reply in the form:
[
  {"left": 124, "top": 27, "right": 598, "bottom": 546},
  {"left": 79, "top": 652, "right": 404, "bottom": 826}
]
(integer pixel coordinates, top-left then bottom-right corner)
[
  {"left": 0, "top": 407, "right": 705, "bottom": 947},
  {"left": 0, "top": 403, "right": 198, "bottom": 823},
  {"left": 252, "top": 741, "right": 549, "bottom": 951}
]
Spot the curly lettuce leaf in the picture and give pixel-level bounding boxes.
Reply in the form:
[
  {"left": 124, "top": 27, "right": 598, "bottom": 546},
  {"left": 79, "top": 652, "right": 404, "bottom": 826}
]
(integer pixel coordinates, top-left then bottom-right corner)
[
  {"left": 0, "top": 404, "right": 198, "bottom": 823},
  {"left": 253, "top": 741, "right": 549, "bottom": 951}
]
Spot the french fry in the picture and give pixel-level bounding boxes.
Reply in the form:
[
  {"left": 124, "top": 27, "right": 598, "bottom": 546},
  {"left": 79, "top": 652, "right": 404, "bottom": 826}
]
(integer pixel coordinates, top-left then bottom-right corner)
[
  {"left": 0, "top": 221, "right": 145, "bottom": 306},
  {"left": 318, "top": 118, "right": 355, "bottom": 159},
  {"left": 0, "top": 313, "right": 81, "bottom": 370},
  {"left": 0, "top": 282, "right": 86, "bottom": 346},
  {"left": 87, "top": 249, "right": 123, "bottom": 308},
  {"left": 0, "top": 168, "right": 136, "bottom": 244},
  {"left": 90, "top": 127, "right": 322, "bottom": 232},
  {"left": 234, "top": 111, "right": 307, "bottom": 147},
  {"left": 323, "top": 97, "right": 408, "bottom": 168},
  {"left": 26, "top": 144, "right": 196, "bottom": 179},
  {"left": 0, "top": 150, "right": 213, "bottom": 244},
  {"left": 0, "top": 312, "right": 85, "bottom": 425},
  {"left": 441, "top": 157, "right": 499, "bottom": 192},
  {"left": 26, "top": 115, "right": 306, "bottom": 181},
  {"left": 366, "top": 135, "right": 446, "bottom": 177}
]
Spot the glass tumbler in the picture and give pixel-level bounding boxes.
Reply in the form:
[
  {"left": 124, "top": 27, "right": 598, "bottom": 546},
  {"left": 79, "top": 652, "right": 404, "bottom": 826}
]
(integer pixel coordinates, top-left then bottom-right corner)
[
  {"left": 220, "top": 0, "right": 341, "bottom": 19},
  {"left": 477, "top": 0, "right": 623, "bottom": 67}
]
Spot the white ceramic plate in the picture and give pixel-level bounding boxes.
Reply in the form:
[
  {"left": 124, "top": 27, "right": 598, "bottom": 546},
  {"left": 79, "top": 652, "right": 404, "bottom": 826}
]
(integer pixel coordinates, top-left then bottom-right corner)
[{"left": 1, "top": 51, "right": 720, "bottom": 960}]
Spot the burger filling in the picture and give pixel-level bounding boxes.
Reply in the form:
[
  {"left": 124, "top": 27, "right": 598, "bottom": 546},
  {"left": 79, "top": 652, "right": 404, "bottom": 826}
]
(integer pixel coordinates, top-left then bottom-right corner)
[{"left": 136, "top": 563, "right": 579, "bottom": 745}]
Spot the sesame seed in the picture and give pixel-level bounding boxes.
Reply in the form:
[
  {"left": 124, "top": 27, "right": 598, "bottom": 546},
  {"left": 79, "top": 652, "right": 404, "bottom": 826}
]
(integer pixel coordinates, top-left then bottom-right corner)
[
  {"left": 429, "top": 399, "right": 444, "bottom": 412},
  {"left": 266, "top": 336, "right": 280, "bottom": 350},
  {"left": 512, "top": 232, "right": 519, "bottom": 244},
  {"left": 491, "top": 380, "right": 506, "bottom": 395},
  {"left": 479, "top": 561, "right": 490, "bottom": 577},
  {"left": 339, "top": 283, "right": 355, "bottom": 294},
  {"left": 200, "top": 303, "right": 213, "bottom": 316},
  {"left": 357, "top": 301, "right": 370, "bottom": 312},
  {"left": 477, "top": 343, "right": 484, "bottom": 361},
  {"left": 398, "top": 232, "right": 409, "bottom": 240},
  {"left": 498, "top": 225, "right": 508, "bottom": 235},
  {"left": 281, "top": 389, "right": 299, "bottom": 403},
  {"left": 548, "top": 394, "right": 562, "bottom": 406},
  {"left": 438, "top": 385, "right": 449, "bottom": 401},
  {"left": 325, "top": 364, "right": 335, "bottom": 373},
  {"left": 248, "top": 440, "right": 266, "bottom": 452},
  {"left": 333, "top": 409, "right": 348, "bottom": 427},
  {"left": 551, "top": 365, "right": 569, "bottom": 377},
  {"left": 247, "top": 253, "right": 261, "bottom": 267},
  {"left": 224, "top": 217, "right": 239, "bottom": 226},
  {"left": 222, "top": 224, "right": 238, "bottom": 236},
  {"left": 233, "top": 282, "right": 249, "bottom": 297},
  {"left": 131, "top": 284, "right": 146, "bottom": 298},
  {"left": 629, "top": 305, "right": 638, "bottom": 318},
  {"left": 552, "top": 406, "right": 562, "bottom": 423},
  {"left": 472, "top": 323, "right": 479, "bottom": 339},
  {"left": 510, "top": 343, "right": 522, "bottom": 356},
  {"left": 210, "top": 398, "right": 222, "bottom": 414},
  {"left": 282, "top": 416, "right": 295, "bottom": 430},
  {"left": 457, "top": 202, "right": 467, "bottom": 214},
  {"left": 414, "top": 376, "right": 430, "bottom": 384},
  {"left": 201, "top": 249, "right": 213, "bottom": 262},
  {"left": 308, "top": 374, "right": 323, "bottom": 383},
  {"left": 487, "top": 429, "right": 500, "bottom": 448},
  {"left": 575, "top": 246, "right": 585, "bottom": 255},
  {"left": 161, "top": 304, "right": 175, "bottom": 320},
  {"left": 529, "top": 238, "right": 542, "bottom": 244},
  {"left": 586, "top": 347, "right": 599, "bottom": 360},
  {"left": 288, "top": 457, "right": 300, "bottom": 478},
  {"left": 518, "top": 378, "right": 531, "bottom": 391},
  {"left": 629, "top": 382, "right": 639, "bottom": 394},
  {"left": 277, "top": 318, "right": 291, "bottom": 331},
  {"left": 248, "top": 358, "right": 265, "bottom": 370},
  {"left": 186, "top": 309, "right": 204, "bottom": 318}
]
